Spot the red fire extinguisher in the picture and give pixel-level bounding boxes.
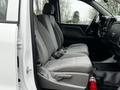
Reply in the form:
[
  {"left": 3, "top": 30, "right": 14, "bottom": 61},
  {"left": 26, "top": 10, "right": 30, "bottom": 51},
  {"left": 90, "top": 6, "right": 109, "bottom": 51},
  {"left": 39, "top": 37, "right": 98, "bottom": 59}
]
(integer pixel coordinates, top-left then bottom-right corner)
[{"left": 89, "top": 76, "right": 97, "bottom": 90}]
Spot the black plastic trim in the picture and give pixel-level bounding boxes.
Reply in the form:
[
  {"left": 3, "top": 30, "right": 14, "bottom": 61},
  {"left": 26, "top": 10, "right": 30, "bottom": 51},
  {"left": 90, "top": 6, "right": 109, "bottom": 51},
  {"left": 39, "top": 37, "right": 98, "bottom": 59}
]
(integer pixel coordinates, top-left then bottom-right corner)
[
  {"left": 18, "top": 0, "right": 21, "bottom": 25},
  {"left": 0, "top": 21, "right": 18, "bottom": 24},
  {"left": 93, "top": 63, "right": 120, "bottom": 71},
  {"left": 30, "top": 0, "right": 40, "bottom": 90}
]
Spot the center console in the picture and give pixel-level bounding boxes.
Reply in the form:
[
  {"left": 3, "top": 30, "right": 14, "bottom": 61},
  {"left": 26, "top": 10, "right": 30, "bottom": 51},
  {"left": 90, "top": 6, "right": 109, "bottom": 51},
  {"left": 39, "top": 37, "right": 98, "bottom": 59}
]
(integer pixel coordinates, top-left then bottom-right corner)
[{"left": 93, "top": 62, "right": 120, "bottom": 71}]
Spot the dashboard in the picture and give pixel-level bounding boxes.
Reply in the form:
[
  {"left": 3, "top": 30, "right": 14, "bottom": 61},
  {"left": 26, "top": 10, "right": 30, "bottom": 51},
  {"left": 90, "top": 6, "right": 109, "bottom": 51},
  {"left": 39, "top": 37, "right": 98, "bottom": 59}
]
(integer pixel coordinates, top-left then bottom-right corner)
[
  {"left": 97, "top": 16, "right": 120, "bottom": 59},
  {"left": 98, "top": 16, "right": 117, "bottom": 38}
]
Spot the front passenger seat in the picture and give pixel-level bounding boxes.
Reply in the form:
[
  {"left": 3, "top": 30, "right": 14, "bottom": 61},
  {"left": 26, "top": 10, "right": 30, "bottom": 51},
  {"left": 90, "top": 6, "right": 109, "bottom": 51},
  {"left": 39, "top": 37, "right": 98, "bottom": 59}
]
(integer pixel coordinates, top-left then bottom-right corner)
[
  {"left": 34, "top": 15, "right": 92, "bottom": 90},
  {"left": 37, "top": 3, "right": 89, "bottom": 56}
]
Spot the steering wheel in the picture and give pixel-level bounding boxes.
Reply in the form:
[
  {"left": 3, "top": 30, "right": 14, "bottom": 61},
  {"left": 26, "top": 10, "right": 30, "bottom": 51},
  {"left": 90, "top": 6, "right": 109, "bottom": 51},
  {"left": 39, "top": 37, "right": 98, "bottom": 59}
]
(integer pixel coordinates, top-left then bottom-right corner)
[{"left": 85, "top": 13, "right": 99, "bottom": 34}]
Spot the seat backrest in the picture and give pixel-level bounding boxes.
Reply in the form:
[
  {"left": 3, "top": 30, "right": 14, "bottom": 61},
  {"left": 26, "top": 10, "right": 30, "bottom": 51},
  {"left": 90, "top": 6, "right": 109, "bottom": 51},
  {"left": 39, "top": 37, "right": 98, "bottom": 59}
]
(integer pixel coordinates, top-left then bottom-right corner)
[
  {"left": 37, "top": 3, "right": 64, "bottom": 49},
  {"left": 37, "top": 15, "right": 58, "bottom": 50},
  {"left": 34, "top": 15, "right": 56, "bottom": 65}
]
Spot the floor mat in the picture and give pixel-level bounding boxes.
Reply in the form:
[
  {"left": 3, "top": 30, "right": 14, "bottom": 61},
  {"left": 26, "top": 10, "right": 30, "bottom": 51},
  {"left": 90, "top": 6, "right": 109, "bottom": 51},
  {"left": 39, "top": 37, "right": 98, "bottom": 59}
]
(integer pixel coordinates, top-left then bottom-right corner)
[{"left": 95, "top": 71, "right": 120, "bottom": 86}]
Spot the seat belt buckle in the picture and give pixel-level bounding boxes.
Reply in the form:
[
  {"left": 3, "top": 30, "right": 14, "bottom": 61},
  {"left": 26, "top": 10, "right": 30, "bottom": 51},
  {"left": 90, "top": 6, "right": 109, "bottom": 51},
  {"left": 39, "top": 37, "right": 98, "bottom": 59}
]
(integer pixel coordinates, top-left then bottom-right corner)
[{"left": 53, "top": 49, "right": 65, "bottom": 59}]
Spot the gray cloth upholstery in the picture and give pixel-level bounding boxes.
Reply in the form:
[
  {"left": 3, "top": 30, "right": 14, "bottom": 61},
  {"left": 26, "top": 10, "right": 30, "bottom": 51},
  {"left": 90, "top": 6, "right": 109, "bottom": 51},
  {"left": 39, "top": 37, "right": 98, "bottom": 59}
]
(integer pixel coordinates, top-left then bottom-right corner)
[
  {"left": 34, "top": 15, "right": 92, "bottom": 73},
  {"left": 66, "top": 44, "right": 89, "bottom": 55},
  {"left": 49, "top": 16, "right": 64, "bottom": 48},
  {"left": 37, "top": 15, "right": 58, "bottom": 50},
  {"left": 38, "top": 3, "right": 89, "bottom": 55},
  {"left": 45, "top": 55, "right": 92, "bottom": 73},
  {"left": 34, "top": 3, "right": 93, "bottom": 90},
  {"left": 34, "top": 16, "right": 56, "bottom": 64}
]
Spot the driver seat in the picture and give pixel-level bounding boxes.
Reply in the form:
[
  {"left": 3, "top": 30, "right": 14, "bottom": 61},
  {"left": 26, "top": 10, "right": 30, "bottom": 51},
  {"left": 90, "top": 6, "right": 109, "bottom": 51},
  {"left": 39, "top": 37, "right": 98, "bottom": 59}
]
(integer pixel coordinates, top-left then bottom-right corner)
[{"left": 37, "top": 3, "right": 89, "bottom": 56}]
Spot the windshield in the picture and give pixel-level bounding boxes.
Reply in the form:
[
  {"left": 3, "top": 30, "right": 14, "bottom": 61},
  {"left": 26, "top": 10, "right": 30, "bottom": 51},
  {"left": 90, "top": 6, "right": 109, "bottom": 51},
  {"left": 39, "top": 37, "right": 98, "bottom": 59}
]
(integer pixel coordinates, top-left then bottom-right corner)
[{"left": 95, "top": 0, "right": 120, "bottom": 16}]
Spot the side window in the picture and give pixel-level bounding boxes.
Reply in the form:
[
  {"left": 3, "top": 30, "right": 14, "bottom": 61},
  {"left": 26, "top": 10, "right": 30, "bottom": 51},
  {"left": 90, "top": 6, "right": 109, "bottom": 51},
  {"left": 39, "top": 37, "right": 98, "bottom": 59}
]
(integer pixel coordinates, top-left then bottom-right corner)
[
  {"left": 34, "top": 0, "right": 48, "bottom": 15},
  {"left": 59, "top": 0, "right": 97, "bottom": 25},
  {"left": 0, "top": 0, "right": 8, "bottom": 21}
]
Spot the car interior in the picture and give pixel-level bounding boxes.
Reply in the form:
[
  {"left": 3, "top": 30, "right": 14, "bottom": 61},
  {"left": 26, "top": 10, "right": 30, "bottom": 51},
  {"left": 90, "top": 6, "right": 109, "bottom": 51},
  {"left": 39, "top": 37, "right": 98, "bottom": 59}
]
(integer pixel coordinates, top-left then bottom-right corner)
[{"left": 32, "top": 0, "right": 120, "bottom": 90}]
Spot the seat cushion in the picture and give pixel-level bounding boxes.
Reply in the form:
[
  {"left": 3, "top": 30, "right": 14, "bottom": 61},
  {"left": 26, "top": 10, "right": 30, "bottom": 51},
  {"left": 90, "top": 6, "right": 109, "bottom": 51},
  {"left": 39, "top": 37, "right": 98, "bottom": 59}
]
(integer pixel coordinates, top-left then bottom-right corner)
[
  {"left": 45, "top": 55, "right": 92, "bottom": 73},
  {"left": 65, "top": 43, "right": 89, "bottom": 55}
]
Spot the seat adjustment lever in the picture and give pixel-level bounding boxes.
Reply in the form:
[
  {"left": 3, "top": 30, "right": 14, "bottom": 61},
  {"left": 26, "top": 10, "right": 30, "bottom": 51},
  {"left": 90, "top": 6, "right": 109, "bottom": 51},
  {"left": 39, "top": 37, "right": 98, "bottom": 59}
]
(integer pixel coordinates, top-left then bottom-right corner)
[{"left": 54, "top": 74, "right": 72, "bottom": 81}]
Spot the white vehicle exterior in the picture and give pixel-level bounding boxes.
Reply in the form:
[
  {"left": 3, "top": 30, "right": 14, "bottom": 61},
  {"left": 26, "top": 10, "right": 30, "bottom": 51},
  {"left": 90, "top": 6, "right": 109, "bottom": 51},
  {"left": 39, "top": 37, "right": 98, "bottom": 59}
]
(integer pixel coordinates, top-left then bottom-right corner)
[
  {"left": 0, "top": 23, "right": 17, "bottom": 90},
  {"left": 0, "top": 0, "right": 37, "bottom": 90}
]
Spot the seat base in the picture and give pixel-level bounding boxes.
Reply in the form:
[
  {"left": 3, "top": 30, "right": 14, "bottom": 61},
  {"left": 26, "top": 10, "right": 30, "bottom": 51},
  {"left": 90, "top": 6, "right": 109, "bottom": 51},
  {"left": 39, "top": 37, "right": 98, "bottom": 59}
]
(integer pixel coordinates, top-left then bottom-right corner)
[{"left": 37, "top": 67, "right": 90, "bottom": 90}]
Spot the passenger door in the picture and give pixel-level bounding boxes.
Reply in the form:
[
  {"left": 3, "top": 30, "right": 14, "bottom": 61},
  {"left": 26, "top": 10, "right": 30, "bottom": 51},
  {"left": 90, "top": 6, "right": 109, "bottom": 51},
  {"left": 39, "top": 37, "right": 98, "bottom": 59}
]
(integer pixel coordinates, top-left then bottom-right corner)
[
  {"left": 59, "top": 0, "right": 97, "bottom": 46},
  {"left": 0, "top": 0, "right": 19, "bottom": 90}
]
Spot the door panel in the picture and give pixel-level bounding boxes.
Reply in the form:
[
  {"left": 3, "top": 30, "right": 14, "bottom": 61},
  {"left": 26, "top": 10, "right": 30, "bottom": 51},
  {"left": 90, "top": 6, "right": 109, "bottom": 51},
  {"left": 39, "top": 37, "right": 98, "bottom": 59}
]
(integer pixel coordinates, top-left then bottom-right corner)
[
  {"left": 60, "top": 24, "right": 89, "bottom": 46},
  {"left": 0, "top": 23, "right": 18, "bottom": 90}
]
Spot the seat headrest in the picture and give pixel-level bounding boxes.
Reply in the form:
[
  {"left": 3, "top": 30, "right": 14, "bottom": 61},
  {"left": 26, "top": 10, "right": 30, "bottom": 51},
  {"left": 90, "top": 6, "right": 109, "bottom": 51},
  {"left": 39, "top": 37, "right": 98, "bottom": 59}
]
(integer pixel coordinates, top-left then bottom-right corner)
[{"left": 43, "top": 3, "right": 55, "bottom": 15}]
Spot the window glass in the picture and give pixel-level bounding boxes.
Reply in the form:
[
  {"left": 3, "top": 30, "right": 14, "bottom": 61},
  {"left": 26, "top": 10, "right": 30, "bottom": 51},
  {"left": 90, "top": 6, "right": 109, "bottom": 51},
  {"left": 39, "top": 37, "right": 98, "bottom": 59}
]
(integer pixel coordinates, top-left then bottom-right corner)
[
  {"left": 34, "top": 0, "right": 48, "bottom": 15},
  {"left": 59, "top": 0, "right": 97, "bottom": 25},
  {"left": 0, "top": 0, "right": 19, "bottom": 22},
  {"left": 7, "top": 0, "right": 19, "bottom": 22},
  {"left": 95, "top": 0, "right": 120, "bottom": 16},
  {"left": 0, "top": 0, "right": 8, "bottom": 21}
]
